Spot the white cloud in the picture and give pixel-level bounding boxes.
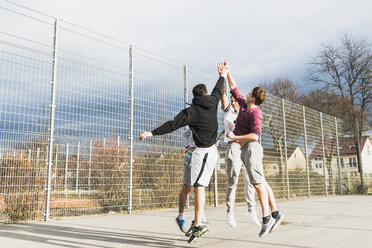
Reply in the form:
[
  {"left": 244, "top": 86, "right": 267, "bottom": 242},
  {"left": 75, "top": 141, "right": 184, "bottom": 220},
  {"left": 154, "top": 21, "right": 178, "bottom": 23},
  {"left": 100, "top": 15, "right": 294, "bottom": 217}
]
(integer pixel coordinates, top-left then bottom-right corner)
[{"left": 5, "top": 0, "right": 372, "bottom": 86}]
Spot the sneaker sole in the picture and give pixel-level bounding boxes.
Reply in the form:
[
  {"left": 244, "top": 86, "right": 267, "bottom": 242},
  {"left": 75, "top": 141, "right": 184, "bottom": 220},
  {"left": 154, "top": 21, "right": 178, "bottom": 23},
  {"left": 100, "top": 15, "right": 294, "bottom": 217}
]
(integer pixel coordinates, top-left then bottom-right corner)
[
  {"left": 259, "top": 230, "right": 270, "bottom": 238},
  {"left": 270, "top": 215, "right": 284, "bottom": 233},
  {"left": 227, "top": 222, "right": 237, "bottom": 228},
  {"left": 187, "top": 235, "right": 197, "bottom": 243}
]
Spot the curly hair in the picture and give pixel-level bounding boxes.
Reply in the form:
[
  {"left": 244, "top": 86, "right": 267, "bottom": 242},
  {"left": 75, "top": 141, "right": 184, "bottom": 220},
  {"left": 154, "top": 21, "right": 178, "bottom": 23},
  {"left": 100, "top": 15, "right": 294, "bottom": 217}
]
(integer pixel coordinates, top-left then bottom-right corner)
[{"left": 252, "top": 86, "right": 266, "bottom": 105}]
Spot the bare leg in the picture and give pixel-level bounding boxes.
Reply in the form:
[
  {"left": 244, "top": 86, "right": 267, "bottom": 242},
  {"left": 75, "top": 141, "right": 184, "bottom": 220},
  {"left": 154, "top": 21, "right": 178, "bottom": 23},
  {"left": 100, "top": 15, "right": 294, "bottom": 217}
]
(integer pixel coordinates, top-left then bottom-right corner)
[
  {"left": 179, "top": 184, "right": 192, "bottom": 214},
  {"left": 194, "top": 186, "right": 205, "bottom": 226},
  {"left": 263, "top": 180, "right": 277, "bottom": 212},
  {"left": 254, "top": 183, "right": 270, "bottom": 217}
]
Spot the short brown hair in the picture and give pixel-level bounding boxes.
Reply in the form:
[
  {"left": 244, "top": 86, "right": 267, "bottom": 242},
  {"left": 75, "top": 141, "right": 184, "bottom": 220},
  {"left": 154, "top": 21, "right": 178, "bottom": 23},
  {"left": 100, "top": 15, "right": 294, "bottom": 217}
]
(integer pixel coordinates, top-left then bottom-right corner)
[
  {"left": 192, "top": 84, "right": 208, "bottom": 97},
  {"left": 252, "top": 87, "right": 266, "bottom": 105}
]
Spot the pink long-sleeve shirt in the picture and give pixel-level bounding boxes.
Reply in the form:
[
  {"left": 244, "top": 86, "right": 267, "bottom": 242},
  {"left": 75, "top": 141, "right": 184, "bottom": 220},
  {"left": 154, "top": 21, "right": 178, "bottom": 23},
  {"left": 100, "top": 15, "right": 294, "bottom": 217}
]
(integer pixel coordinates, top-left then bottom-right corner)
[{"left": 230, "top": 87, "right": 262, "bottom": 137}]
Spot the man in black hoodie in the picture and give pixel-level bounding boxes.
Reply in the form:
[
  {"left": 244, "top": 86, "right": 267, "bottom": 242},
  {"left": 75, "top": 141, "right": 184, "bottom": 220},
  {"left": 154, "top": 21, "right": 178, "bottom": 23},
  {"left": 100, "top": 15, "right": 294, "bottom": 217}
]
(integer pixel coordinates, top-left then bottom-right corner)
[{"left": 139, "top": 63, "right": 227, "bottom": 243}]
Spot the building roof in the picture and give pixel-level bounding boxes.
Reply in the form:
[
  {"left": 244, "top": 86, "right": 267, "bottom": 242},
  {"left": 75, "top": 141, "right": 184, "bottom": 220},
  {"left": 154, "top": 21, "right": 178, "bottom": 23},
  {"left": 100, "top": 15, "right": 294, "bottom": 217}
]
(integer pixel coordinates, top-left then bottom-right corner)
[{"left": 309, "top": 136, "right": 371, "bottom": 158}]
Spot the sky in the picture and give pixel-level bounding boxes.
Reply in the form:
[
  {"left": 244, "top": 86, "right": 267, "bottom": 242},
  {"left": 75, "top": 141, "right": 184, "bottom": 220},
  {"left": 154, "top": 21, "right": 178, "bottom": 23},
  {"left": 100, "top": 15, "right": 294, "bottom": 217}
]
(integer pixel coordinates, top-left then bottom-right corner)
[{"left": 8, "top": 0, "right": 372, "bottom": 93}]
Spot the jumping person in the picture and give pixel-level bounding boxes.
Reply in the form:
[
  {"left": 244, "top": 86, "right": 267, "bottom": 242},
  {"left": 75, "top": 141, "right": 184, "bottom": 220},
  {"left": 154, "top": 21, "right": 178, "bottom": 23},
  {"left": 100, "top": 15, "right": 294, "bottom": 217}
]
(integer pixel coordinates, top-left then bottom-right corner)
[
  {"left": 221, "top": 87, "right": 260, "bottom": 228},
  {"left": 223, "top": 62, "right": 284, "bottom": 237},
  {"left": 175, "top": 128, "right": 208, "bottom": 233},
  {"left": 139, "top": 63, "right": 226, "bottom": 243}
]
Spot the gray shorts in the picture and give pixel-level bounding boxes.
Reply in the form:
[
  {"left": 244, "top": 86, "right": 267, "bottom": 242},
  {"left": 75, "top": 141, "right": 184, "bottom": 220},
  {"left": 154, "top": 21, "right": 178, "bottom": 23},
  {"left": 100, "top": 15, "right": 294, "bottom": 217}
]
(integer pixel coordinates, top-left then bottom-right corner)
[
  {"left": 182, "top": 151, "right": 192, "bottom": 186},
  {"left": 240, "top": 142, "right": 265, "bottom": 184}
]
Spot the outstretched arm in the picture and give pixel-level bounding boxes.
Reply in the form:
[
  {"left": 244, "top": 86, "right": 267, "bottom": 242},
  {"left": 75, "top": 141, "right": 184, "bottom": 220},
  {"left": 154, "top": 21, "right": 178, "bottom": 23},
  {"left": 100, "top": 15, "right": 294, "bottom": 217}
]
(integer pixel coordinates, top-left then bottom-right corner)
[
  {"left": 227, "top": 66, "right": 246, "bottom": 108},
  {"left": 139, "top": 108, "right": 192, "bottom": 140}
]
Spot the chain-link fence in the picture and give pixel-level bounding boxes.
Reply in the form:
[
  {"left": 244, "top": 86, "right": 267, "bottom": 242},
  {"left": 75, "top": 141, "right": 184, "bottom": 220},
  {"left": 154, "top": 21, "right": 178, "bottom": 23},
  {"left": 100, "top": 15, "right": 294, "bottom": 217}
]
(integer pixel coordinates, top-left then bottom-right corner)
[{"left": 0, "top": 1, "right": 370, "bottom": 222}]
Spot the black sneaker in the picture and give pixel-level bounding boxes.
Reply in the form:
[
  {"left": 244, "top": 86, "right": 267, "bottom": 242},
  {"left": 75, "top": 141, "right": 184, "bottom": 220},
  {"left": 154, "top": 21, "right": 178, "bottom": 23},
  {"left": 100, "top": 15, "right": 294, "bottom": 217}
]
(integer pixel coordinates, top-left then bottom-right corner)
[
  {"left": 259, "top": 216, "right": 275, "bottom": 238},
  {"left": 187, "top": 225, "right": 208, "bottom": 243},
  {"left": 185, "top": 221, "right": 195, "bottom": 237}
]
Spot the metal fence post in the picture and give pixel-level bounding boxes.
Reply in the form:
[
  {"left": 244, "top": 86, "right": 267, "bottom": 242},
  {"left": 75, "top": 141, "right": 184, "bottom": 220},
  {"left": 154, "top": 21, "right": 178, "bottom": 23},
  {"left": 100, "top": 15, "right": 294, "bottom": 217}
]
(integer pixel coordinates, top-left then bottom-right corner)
[
  {"left": 117, "top": 136, "right": 120, "bottom": 155},
  {"left": 184, "top": 64, "right": 190, "bottom": 209},
  {"left": 89, "top": 140, "right": 92, "bottom": 193},
  {"left": 355, "top": 119, "right": 364, "bottom": 193},
  {"left": 303, "top": 107, "right": 311, "bottom": 198},
  {"left": 64, "top": 143, "right": 69, "bottom": 192},
  {"left": 282, "top": 99, "right": 290, "bottom": 200},
  {"left": 334, "top": 117, "right": 342, "bottom": 194},
  {"left": 128, "top": 45, "right": 134, "bottom": 214},
  {"left": 54, "top": 144, "right": 59, "bottom": 189},
  {"left": 76, "top": 141, "right": 80, "bottom": 191},
  {"left": 320, "top": 113, "right": 328, "bottom": 196},
  {"left": 44, "top": 18, "right": 58, "bottom": 221},
  {"left": 64, "top": 143, "right": 69, "bottom": 213}
]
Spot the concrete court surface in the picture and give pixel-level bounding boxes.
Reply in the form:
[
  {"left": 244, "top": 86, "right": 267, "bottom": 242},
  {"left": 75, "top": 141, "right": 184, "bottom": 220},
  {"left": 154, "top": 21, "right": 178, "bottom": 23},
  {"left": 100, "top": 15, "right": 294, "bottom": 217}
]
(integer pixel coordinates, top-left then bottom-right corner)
[{"left": 0, "top": 195, "right": 371, "bottom": 248}]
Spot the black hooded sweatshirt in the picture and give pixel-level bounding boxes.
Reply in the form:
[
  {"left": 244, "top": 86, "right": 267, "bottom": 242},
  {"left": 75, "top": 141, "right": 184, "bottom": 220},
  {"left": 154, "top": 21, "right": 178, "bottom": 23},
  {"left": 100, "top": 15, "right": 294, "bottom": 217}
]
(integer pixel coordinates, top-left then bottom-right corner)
[{"left": 151, "top": 77, "right": 224, "bottom": 148}]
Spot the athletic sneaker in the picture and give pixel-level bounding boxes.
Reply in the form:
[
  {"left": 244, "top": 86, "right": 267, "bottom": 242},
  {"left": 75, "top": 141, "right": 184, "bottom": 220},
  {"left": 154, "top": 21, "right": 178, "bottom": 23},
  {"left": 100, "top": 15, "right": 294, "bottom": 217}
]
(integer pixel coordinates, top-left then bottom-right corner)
[
  {"left": 175, "top": 216, "right": 187, "bottom": 233},
  {"left": 259, "top": 216, "right": 275, "bottom": 238},
  {"left": 270, "top": 213, "right": 284, "bottom": 233},
  {"left": 185, "top": 221, "right": 195, "bottom": 237},
  {"left": 185, "top": 220, "right": 209, "bottom": 237},
  {"left": 227, "top": 211, "right": 237, "bottom": 228},
  {"left": 187, "top": 225, "right": 208, "bottom": 243},
  {"left": 246, "top": 210, "right": 261, "bottom": 227}
]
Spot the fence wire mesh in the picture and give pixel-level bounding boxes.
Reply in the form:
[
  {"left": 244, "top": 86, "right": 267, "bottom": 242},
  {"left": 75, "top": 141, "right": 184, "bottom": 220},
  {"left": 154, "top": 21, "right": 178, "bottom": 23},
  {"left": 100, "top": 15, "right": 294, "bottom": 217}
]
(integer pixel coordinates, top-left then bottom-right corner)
[{"left": 0, "top": 1, "right": 371, "bottom": 222}]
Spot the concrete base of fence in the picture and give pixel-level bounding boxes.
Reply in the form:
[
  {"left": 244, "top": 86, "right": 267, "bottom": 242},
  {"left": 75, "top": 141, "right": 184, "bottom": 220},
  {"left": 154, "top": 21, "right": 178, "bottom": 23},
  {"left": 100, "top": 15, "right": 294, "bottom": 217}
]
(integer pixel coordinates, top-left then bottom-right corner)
[{"left": 0, "top": 195, "right": 371, "bottom": 248}]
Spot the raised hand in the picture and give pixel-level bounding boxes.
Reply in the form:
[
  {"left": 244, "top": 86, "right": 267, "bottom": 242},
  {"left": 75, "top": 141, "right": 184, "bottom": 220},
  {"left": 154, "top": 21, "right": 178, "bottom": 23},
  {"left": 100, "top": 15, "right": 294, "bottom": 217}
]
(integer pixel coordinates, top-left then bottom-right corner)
[{"left": 218, "top": 60, "right": 229, "bottom": 78}]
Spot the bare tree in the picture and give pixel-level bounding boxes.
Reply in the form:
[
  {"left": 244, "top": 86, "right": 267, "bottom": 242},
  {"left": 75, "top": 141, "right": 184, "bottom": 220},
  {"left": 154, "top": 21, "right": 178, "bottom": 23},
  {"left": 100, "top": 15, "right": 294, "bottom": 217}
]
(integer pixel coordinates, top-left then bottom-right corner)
[
  {"left": 307, "top": 33, "right": 372, "bottom": 173},
  {"left": 299, "top": 89, "right": 357, "bottom": 133},
  {"left": 307, "top": 32, "right": 372, "bottom": 135},
  {"left": 263, "top": 77, "right": 300, "bottom": 102}
]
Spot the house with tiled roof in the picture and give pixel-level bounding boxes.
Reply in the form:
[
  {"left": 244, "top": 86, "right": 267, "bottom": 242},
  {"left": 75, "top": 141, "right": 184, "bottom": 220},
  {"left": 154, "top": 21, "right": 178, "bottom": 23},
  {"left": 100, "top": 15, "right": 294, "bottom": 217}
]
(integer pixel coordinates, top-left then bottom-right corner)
[
  {"left": 309, "top": 136, "right": 372, "bottom": 175},
  {"left": 263, "top": 146, "right": 306, "bottom": 174}
]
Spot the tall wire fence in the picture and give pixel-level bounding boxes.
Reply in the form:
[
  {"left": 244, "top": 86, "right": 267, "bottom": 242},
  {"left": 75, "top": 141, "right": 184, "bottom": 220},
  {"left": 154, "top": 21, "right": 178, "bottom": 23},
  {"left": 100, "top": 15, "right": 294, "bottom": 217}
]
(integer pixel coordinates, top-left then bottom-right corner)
[{"left": 0, "top": 1, "right": 370, "bottom": 222}]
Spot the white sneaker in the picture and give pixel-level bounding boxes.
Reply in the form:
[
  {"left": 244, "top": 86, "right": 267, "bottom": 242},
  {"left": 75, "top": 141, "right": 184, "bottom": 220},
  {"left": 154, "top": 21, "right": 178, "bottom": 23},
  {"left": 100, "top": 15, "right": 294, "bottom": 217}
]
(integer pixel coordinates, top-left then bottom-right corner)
[
  {"left": 226, "top": 211, "right": 236, "bottom": 228},
  {"left": 246, "top": 210, "right": 261, "bottom": 227}
]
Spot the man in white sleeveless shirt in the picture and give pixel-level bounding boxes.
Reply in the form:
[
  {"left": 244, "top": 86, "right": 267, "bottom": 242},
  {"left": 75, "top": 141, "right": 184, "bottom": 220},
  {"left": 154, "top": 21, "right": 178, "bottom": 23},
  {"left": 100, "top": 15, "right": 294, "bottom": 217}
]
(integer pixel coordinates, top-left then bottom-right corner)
[{"left": 221, "top": 87, "right": 260, "bottom": 228}]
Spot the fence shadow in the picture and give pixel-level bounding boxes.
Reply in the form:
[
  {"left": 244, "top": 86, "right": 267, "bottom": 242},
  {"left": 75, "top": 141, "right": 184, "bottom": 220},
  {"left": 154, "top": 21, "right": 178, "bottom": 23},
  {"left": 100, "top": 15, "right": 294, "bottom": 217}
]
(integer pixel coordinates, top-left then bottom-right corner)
[{"left": 0, "top": 223, "right": 189, "bottom": 248}]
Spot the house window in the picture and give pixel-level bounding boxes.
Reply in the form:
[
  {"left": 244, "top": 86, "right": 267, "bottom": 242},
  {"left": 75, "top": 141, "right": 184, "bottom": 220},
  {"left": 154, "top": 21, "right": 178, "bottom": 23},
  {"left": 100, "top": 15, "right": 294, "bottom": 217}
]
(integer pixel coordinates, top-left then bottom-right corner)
[
  {"left": 315, "top": 158, "right": 322, "bottom": 168},
  {"left": 349, "top": 157, "right": 357, "bottom": 168},
  {"left": 294, "top": 153, "right": 297, "bottom": 158},
  {"left": 351, "top": 171, "right": 358, "bottom": 177},
  {"left": 272, "top": 164, "right": 277, "bottom": 170},
  {"left": 340, "top": 158, "right": 344, "bottom": 168}
]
